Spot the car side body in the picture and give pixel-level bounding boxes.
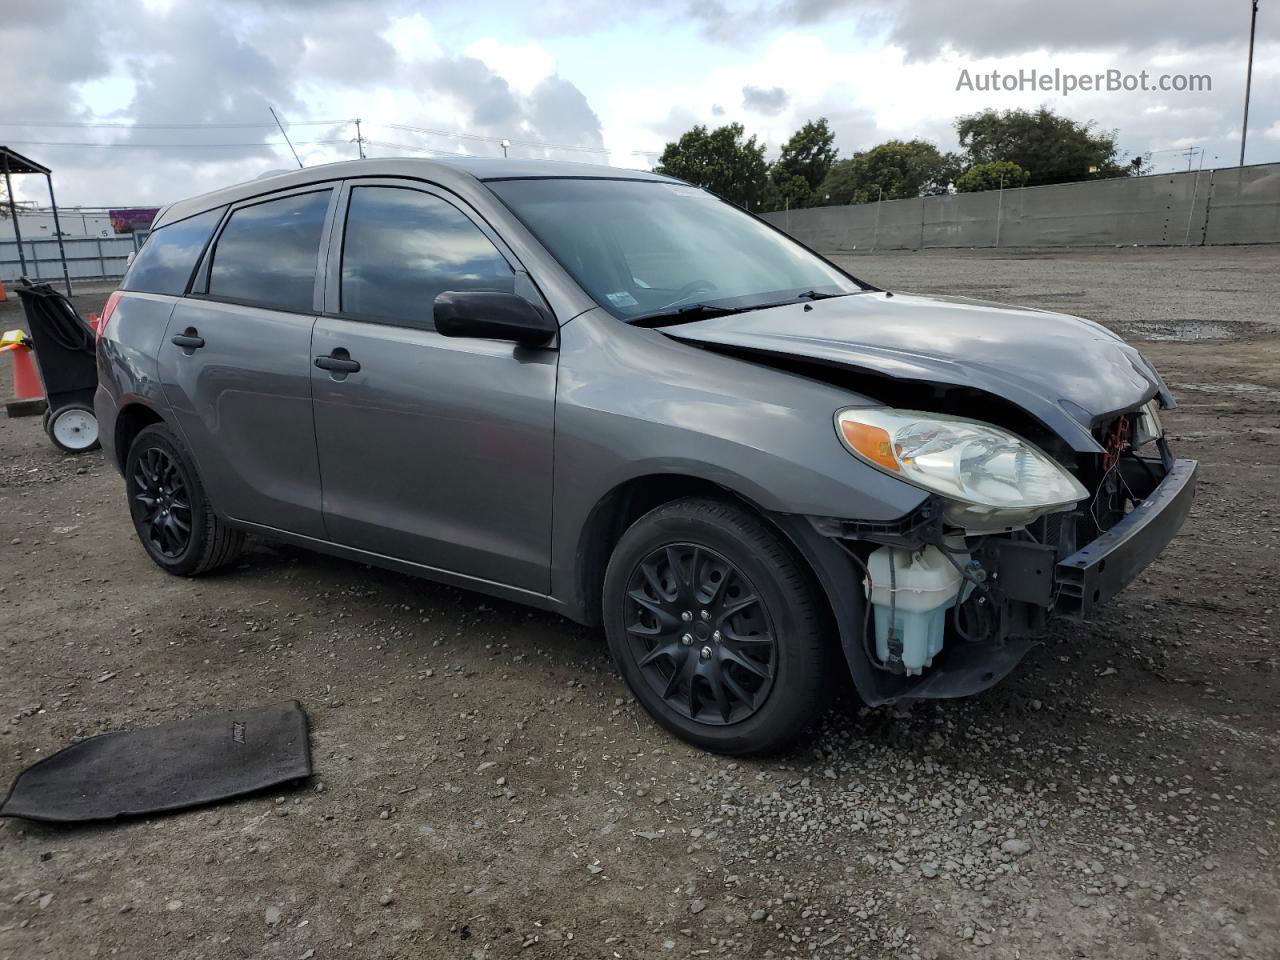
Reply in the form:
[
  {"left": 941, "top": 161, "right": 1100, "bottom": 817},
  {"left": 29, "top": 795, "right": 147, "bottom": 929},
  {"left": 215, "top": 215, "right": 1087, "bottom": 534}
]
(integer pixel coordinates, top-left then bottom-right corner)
[{"left": 96, "top": 157, "right": 1196, "bottom": 748}]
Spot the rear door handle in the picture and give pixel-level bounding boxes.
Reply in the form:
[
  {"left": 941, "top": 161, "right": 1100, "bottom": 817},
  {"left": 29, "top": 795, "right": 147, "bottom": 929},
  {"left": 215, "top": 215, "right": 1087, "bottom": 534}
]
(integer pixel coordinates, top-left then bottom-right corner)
[
  {"left": 314, "top": 355, "right": 360, "bottom": 373},
  {"left": 171, "top": 330, "right": 205, "bottom": 350}
]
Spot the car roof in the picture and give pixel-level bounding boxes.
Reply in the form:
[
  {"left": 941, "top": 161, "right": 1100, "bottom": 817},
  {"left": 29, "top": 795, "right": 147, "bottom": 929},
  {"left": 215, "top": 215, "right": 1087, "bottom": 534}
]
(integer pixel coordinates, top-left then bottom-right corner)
[{"left": 152, "top": 156, "right": 681, "bottom": 229}]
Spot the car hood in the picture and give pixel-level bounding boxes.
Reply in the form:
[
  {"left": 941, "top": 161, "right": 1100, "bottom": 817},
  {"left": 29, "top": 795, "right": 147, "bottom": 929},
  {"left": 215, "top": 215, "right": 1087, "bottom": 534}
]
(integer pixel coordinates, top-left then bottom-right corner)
[{"left": 662, "top": 291, "right": 1171, "bottom": 453}]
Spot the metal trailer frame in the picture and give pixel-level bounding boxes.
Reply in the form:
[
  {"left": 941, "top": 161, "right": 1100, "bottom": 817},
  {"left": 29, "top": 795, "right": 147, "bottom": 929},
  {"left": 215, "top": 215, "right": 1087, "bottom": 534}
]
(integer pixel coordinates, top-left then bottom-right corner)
[{"left": 1, "top": 146, "right": 73, "bottom": 295}]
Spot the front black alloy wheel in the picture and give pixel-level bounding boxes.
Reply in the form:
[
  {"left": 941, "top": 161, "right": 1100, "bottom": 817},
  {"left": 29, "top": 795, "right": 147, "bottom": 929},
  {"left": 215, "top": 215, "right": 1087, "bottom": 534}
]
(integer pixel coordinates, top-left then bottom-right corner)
[
  {"left": 125, "top": 423, "right": 245, "bottom": 576},
  {"left": 604, "top": 497, "right": 835, "bottom": 754},
  {"left": 624, "top": 543, "right": 777, "bottom": 725}
]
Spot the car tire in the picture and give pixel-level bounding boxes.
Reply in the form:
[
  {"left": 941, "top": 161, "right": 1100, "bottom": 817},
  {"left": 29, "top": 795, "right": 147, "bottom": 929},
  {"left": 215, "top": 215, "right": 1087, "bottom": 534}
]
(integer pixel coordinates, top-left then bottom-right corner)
[
  {"left": 45, "top": 403, "right": 101, "bottom": 453},
  {"left": 603, "top": 496, "right": 835, "bottom": 754},
  {"left": 125, "top": 422, "right": 245, "bottom": 577}
]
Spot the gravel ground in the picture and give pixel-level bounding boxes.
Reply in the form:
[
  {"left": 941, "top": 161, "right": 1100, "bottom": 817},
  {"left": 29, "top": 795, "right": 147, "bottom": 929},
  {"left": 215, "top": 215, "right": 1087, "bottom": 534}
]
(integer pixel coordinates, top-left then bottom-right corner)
[{"left": 1, "top": 247, "right": 1277, "bottom": 960}]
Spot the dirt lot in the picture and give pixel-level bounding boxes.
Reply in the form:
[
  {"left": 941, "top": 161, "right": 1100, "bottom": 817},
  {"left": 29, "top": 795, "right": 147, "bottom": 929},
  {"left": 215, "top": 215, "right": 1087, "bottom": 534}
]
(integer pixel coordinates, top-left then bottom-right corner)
[{"left": 1, "top": 246, "right": 1277, "bottom": 960}]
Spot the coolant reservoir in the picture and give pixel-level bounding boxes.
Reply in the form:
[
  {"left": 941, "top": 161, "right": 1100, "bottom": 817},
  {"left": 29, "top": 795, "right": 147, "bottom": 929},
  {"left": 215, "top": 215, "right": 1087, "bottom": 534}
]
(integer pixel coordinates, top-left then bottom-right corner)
[{"left": 865, "top": 543, "right": 967, "bottom": 675}]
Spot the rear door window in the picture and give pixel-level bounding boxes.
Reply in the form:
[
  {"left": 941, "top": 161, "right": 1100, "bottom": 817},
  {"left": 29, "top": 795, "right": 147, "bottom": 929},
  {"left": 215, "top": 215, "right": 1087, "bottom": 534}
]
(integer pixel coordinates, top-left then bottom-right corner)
[
  {"left": 339, "top": 186, "right": 515, "bottom": 327},
  {"left": 207, "top": 190, "right": 331, "bottom": 313},
  {"left": 121, "top": 206, "right": 225, "bottom": 296}
]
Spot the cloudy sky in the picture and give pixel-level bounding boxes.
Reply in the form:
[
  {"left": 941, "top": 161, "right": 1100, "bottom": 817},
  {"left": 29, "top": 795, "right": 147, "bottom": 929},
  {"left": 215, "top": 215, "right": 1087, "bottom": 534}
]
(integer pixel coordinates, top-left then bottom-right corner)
[{"left": 2, "top": 0, "right": 1276, "bottom": 207}]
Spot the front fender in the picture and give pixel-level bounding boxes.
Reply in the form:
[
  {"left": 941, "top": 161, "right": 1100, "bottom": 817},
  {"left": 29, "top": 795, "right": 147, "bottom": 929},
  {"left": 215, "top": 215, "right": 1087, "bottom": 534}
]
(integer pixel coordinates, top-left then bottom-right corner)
[{"left": 549, "top": 310, "right": 927, "bottom": 617}]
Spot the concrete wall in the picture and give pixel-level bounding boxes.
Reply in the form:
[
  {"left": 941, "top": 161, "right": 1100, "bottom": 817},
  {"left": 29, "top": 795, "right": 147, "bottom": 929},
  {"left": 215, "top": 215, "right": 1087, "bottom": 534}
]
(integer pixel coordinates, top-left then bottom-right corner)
[{"left": 763, "top": 162, "right": 1280, "bottom": 252}]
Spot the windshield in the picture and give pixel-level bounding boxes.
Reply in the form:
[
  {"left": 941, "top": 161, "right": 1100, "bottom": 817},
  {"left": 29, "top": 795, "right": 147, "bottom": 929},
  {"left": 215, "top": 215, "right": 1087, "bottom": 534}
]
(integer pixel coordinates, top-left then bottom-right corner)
[{"left": 486, "top": 178, "right": 865, "bottom": 321}]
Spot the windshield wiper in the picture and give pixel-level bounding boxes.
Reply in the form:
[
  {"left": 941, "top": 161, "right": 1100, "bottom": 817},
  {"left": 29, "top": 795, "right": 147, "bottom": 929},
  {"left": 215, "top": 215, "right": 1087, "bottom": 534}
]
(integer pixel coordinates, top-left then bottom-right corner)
[
  {"left": 625, "top": 302, "right": 744, "bottom": 327},
  {"left": 626, "top": 290, "right": 859, "bottom": 327},
  {"left": 795, "top": 289, "right": 854, "bottom": 301}
]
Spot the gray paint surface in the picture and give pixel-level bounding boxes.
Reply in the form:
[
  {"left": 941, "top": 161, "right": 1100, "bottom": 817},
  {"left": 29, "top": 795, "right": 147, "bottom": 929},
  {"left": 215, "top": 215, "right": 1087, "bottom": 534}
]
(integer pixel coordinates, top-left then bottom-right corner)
[
  {"left": 158, "top": 296, "right": 327, "bottom": 539},
  {"left": 664, "top": 292, "right": 1165, "bottom": 453},
  {"left": 765, "top": 162, "right": 1280, "bottom": 252},
  {"left": 311, "top": 316, "right": 558, "bottom": 592}
]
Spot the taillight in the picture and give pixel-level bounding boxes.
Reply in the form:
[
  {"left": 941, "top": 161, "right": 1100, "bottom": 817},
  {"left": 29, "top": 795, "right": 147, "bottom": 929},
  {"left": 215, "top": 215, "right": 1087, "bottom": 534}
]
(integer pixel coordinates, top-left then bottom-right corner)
[{"left": 96, "top": 290, "right": 123, "bottom": 341}]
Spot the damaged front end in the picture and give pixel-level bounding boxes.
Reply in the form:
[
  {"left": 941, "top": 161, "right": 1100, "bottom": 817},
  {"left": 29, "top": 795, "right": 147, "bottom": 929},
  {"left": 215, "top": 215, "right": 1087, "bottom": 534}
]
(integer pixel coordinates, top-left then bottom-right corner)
[
  {"left": 659, "top": 292, "right": 1199, "bottom": 705},
  {"left": 809, "top": 404, "right": 1198, "bottom": 706}
]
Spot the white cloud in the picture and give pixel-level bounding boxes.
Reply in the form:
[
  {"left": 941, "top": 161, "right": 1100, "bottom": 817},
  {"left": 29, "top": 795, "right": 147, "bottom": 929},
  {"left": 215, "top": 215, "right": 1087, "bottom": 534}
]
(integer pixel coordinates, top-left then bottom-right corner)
[
  {"left": 2, "top": 0, "right": 1276, "bottom": 208},
  {"left": 463, "top": 38, "right": 558, "bottom": 96}
]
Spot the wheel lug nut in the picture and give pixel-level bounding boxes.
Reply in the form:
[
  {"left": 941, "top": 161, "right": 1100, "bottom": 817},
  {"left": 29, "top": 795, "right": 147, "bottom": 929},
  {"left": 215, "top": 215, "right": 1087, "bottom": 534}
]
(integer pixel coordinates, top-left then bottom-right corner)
[
  {"left": 681, "top": 610, "right": 692, "bottom": 623},
  {"left": 712, "top": 630, "right": 721, "bottom": 642},
  {"left": 680, "top": 633, "right": 693, "bottom": 646},
  {"left": 700, "top": 645, "right": 713, "bottom": 660},
  {"left": 700, "top": 610, "right": 710, "bottom": 621}
]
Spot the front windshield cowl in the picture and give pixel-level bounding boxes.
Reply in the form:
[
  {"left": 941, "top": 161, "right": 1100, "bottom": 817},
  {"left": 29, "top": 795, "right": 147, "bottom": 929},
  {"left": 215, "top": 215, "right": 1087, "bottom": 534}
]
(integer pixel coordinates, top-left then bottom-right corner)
[{"left": 487, "top": 177, "right": 868, "bottom": 322}]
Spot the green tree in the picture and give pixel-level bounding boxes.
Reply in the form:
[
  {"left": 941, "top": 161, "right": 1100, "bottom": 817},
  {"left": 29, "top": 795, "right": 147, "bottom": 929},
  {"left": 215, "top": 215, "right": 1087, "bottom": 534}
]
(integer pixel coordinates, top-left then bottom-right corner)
[
  {"left": 817, "top": 139, "right": 959, "bottom": 205},
  {"left": 760, "top": 171, "right": 815, "bottom": 212},
  {"left": 955, "top": 160, "right": 1030, "bottom": 193},
  {"left": 656, "top": 123, "right": 769, "bottom": 209},
  {"left": 758, "top": 117, "right": 839, "bottom": 211},
  {"left": 773, "top": 118, "right": 838, "bottom": 193},
  {"left": 955, "top": 107, "right": 1130, "bottom": 186}
]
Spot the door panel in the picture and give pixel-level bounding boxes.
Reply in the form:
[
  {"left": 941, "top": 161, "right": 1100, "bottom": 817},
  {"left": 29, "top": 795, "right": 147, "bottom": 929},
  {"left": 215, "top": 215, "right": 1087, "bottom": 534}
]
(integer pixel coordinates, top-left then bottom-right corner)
[
  {"left": 156, "top": 186, "right": 334, "bottom": 539},
  {"left": 159, "top": 298, "right": 324, "bottom": 537},
  {"left": 311, "top": 318, "right": 556, "bottom": 591}
]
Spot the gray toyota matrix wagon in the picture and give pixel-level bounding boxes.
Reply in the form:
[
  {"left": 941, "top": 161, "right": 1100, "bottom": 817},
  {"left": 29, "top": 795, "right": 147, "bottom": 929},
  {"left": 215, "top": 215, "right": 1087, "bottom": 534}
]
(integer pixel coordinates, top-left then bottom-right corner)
[{"left": 96, "top": 158, "right": 1197, "bottom": 753}]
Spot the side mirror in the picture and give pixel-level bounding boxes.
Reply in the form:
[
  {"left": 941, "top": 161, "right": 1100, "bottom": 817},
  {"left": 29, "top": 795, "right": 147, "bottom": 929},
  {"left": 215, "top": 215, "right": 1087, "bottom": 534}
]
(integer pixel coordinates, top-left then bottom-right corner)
[{"left": 434, "top": 291, "right": 557, "bottom": 347}]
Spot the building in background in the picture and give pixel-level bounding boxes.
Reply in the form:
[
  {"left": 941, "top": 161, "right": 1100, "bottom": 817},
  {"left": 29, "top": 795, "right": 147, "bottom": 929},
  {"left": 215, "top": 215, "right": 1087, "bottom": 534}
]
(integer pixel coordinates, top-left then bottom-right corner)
[{"left": 0, "top": 205, "right": 158, "bottom": 241}]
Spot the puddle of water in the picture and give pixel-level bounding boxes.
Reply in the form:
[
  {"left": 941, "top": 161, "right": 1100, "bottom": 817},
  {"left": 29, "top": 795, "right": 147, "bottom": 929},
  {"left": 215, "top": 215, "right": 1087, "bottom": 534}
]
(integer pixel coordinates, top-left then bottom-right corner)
[
  {"left": 1119, "top": 319, "right": 1237, "bottom": 341},
  {"left": 1179, "top": 381, "right": 1280, "bottom": 402}
]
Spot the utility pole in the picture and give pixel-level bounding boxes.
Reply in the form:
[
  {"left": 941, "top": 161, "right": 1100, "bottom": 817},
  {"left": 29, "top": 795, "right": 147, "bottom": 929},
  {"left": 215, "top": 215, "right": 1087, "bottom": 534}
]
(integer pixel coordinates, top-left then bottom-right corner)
[
  {"left": 355, "top": 119, "right": 367, "bottom": 160},
  {"left": 501, "top": 139, "right": 510, "bottom": 158},
  {"left": 995, "top": 175, "right": 1004, "bottom": 248},
  {"left": 871, "top": 185, "right": 883, "bottom": 252},
  {"left": 1240, "top": 0, "right": 1260, "bottom": 166}
]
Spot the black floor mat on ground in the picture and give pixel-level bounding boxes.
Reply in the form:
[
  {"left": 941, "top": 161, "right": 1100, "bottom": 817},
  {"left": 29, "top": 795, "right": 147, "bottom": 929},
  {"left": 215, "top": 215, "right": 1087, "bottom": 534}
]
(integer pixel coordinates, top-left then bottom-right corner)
[{"left": 0, "top": 701, "right": 311, "bottom": 823}]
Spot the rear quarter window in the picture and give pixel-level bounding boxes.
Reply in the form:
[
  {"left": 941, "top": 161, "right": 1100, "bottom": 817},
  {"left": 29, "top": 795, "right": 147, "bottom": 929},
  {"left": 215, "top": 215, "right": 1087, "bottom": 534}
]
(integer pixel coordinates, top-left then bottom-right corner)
[{"left": 121, "top": 206, "right": 225, "bottom": 296}]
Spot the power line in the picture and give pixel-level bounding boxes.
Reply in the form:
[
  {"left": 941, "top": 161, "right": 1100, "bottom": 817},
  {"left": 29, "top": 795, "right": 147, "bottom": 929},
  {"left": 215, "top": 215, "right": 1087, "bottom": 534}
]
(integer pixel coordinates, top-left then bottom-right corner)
[
  {"left": 381, "top": 122, "right": 610, "bottom": 155},
  {"left": 2, "top": 117, "right": 616, "bottom": 154},
  {"left": 0, "top": 139, "right": 347, "bottom": 148},
  {"left": 362, "top": 138, "right": 467, "bottom": 157},
  {"left": 0, "top": 119, "right": 350, "bottom": 129},
  {"left": 1, "top": 117, "right": 659, "bottom": 160}
]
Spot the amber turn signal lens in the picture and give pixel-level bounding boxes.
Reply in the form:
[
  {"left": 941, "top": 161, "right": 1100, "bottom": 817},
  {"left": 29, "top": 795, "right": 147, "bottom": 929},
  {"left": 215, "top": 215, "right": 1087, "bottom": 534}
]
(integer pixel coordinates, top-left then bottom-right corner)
[{"left": 839, "top": 419, "right": 899, "bottom": 471}]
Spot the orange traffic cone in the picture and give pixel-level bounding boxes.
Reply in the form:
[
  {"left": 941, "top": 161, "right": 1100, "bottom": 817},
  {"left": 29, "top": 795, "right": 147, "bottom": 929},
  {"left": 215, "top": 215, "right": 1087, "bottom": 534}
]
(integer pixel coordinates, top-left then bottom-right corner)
[
  {"left": 10, "top": 343, "right": 43, "bottom": 401},
  {"left": 0, "top": 277, "right": 7, "bottom": 302},
  {"left": 2, "top": 332, "right": 46, "bottom": 417}
]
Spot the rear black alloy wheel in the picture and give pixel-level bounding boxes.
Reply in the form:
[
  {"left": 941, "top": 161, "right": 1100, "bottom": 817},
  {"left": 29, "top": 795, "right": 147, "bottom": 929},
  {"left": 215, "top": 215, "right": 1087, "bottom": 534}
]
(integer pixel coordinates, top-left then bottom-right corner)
[
  {"left": 604, "top": 497, "right": 835, "bottom": 754},
  {"left": 132, "top": 446, "right": 193, "bottom": 559},
  {"left": 624, "top": 543, "right": 777, "bottom": 725},
  {"left": 125, "top": 423, "right": 245, "bottom": 576}
]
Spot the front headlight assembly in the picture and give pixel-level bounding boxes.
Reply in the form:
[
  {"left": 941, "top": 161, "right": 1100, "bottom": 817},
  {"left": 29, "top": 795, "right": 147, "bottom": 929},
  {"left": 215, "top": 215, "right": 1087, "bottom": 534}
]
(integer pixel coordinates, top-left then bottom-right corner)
[
  {"left": 1132, "top": 399, "right": 1164, "bottom": 449},
  {"left": 836, "top": 407, "right": 1089, "bottom": 531}
]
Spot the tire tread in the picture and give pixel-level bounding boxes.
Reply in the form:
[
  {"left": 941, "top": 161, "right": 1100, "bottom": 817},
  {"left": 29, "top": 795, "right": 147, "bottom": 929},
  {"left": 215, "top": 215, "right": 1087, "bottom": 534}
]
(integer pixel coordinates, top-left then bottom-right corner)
[
  {"left": 604, "top": 495, "right": 835, "bottom": 754},
  {"left": 128, "top": 423, "right": 245, "bottom": 576}
]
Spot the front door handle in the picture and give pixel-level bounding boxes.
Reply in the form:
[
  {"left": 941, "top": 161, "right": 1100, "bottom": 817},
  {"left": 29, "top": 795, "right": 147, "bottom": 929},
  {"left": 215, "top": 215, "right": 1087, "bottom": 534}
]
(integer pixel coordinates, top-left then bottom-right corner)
[
  {"left": 314, "top": 354, "right": 360, "bottom": 373},
  {"left": 171, "top": 329, "right": 205, "bottom": 350}
]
